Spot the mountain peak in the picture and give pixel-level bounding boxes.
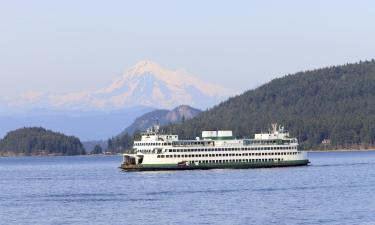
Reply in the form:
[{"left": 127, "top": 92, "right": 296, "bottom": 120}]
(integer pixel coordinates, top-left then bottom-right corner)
[
  {"left": 124, "top": 60, "right": 175, "bottom": 83},
  {"left": 127, "top": 60, "right": 163, "bottom": 76},
  {"left": 10, "top": 60, "right": 237, "bottom": 111}
]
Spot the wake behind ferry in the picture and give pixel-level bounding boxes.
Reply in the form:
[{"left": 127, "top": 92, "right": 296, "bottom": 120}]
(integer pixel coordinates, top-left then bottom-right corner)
[{"left": 121, "top": 124, "right": 309, "bottom": 171}]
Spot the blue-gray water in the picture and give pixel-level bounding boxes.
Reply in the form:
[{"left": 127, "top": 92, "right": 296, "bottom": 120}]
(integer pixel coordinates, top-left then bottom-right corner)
[{"left": 1, "top": 152, "right": 375, "bottom": 225}]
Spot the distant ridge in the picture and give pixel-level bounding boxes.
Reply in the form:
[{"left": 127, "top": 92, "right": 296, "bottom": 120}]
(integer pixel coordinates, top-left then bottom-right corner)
[
  {"left": 106, "top": 105, "right": 202, "bottom": 153},
  {"left": 121, "top": 105, "right": 202, "bottom": 135},
  {"left": 165, "top": 60, "right": 375, "bottom": 149}
]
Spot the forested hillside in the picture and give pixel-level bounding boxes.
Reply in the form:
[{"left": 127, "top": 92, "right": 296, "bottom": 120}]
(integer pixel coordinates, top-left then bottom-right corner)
[
  {"left": 166, "top": 60, "right": 375, "bottom": 150},
  {"left": 0, "top": 127, "right": 86, "bottom": 156}
]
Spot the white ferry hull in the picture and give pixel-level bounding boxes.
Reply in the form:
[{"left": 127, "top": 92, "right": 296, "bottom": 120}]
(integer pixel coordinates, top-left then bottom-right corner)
[{"left": 121, "top": 159, "right": 309, "bottom": 171}]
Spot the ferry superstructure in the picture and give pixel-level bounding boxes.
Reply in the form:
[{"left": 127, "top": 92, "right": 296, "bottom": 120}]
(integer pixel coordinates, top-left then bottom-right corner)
[{"left": 121, "top": 124, "right": 309, "bottom": 171}]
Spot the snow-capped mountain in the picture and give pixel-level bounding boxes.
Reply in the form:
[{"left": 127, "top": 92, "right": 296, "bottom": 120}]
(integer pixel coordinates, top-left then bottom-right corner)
[{"left": 13, "top": 60, "right": 236, "bottom": 110}]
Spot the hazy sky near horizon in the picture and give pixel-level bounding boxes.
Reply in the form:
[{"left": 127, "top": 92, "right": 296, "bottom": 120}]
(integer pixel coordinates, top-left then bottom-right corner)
[{"left": 1, "top": 0, "right": 375, "bottom": 97}]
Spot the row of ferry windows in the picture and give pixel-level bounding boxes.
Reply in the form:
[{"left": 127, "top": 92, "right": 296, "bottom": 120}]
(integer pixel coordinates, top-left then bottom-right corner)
[
  {"left": 134, "top": 141, "right": 297, "bottom": 146},
  {"left": 137, "top": 146, "right": 297, "bottom": 154},
  {"left": 135, "top": 142, "right": 172, "bottom": 146},
  {"left": 166, "top": 146, "right": 297, "bottom": 152},
  {"left": 186, "top": 158, "right": 283, "bottom": 164},
  {"left": 157, "top": 151, "right": 301, "bottom": 158}
]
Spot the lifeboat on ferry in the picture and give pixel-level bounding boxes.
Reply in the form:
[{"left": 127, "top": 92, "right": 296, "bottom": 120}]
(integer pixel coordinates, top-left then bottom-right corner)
[{"left": 177, "top": 161, "right": 189, "bottom": 167}]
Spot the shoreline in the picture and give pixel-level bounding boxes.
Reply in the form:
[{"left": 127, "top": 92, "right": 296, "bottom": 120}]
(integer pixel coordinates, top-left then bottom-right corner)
[{"left": 307, "top": 149, "right": 375, "bottom": 153}]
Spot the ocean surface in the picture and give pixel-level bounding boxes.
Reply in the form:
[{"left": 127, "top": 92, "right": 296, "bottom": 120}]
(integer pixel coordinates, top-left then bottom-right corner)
[{"left": 1, "top": 152, "right": 375, "bottom": 225}]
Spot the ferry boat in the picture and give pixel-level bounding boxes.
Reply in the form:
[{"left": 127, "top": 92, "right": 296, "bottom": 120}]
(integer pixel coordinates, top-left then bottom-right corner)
[{"left": 121, "top": 124, "right": 309, "bottom": 171}]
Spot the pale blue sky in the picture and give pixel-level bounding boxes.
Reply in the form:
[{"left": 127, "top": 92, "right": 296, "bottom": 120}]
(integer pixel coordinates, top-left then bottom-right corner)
[{"left": 1, "top": 0, "right": 375, "bottom": 97}]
